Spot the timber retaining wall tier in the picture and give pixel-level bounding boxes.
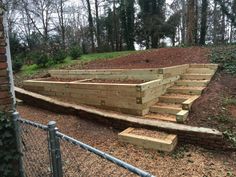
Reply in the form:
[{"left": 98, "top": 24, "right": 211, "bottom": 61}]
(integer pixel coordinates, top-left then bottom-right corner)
[
  {"left": 23, "top": 64, "right": 189, "bottom": 115},
  {"left": 15, "top": 87, "right": 230, "bottom": 150}
]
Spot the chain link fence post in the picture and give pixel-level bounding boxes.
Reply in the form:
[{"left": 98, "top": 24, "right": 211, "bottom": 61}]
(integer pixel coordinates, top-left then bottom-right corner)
[
  {"left": 12, "top": 111, "right": 25, "bottom": 177},
  {"left": 48, "top": 121, "right": 63, "bottom": 177}
]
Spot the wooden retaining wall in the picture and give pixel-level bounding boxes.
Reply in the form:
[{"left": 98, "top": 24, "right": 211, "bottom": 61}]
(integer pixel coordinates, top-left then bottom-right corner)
[
  {"left": 16, "top": 87, "right": 233, "bottom": 151},
  {"left": 23, "top": 64, "right": 189, "bottom": 115},
  {"left": 49, "top": 64, "right": 189, "bottom": 80}
]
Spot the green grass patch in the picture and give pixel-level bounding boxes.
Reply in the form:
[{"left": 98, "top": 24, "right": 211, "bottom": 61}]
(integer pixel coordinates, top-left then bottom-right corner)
[
  {"left": 20, "top": 50, "right": 137, "bottom": 76},
  {"left": 52, "top": 56, "right": 77, "bottom": 69},
  {"left": 21, "top": 64, "right": 39, "bottom": 76},
  {"left": 223, "top": 97, "right": 236, "bottom": 106},
  {"left": 79, "top": 50, "right": 137, "bottom": 62},
  {"left": 211, "top": 45, "right": 236, "bottom": 74},
  {"left": 223, "top": 130, "right": 236, "bottom": 147}
]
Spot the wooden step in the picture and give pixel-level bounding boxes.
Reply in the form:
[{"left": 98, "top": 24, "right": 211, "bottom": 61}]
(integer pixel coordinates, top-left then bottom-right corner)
[
  {"left": 176, "top": 110, "right": 189, "bottom": 123},
  {"left": 159, "top": 93, "right": 191, "bottom": 104},
  {"left": 189, "top": 64, "right": 218, "bottom": 70},
  {"left": 181, "top": 74, "right": 213, "bottom": 80},
  {"left": 144, "top": 113, "right": 176, "bottom": 122},
  {"left": 176, "top": 80, "right": 210, "bottom": 87},
  {"left": 187, "top": 68, "right": 215, "bottom": 74},
  {"left": 118, "top": 127, "right": 178, "bottom": 152},
  {"left": 150, "top": 103, "right": 182, "bottom": 115},
  {"left": 182, "top": 96, "right": 200, "bottom": 110},
  {"left": 167, "top": 86, "right": 205, "bottom": 95}
]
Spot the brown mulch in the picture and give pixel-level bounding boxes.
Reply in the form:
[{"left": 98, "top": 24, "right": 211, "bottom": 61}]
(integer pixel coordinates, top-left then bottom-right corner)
[
  {"left": 187, "top": 71, "right": 236, "bottom": 133},
  {"left": 82, "top": 79, "right": 146, "bottom": 84},
  {"left": 35, "top": 77, "right": 147, "bottom": 84},
  {"left": 81, "top": 47, "right": 210, "bottom": 69},
  {"left": 131, "top": 128, "right": 170, "bottom": 139},
  {"left": 17, "top": 104, "right": 236, "bottom": 177},
  {"left": 228, "top": 105, "right": 236, "bottom": 118},
  {"left": 39, "top": 77, "right": 81, "bottom": 82}
]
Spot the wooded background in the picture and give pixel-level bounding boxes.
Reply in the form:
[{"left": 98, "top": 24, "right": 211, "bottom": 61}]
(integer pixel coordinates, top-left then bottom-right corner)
[{"left": 3, "top": 0, "right": 236, "bottom": 69}]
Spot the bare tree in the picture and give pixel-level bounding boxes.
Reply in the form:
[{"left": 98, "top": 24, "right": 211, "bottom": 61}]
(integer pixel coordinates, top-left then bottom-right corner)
[
  {"left": 95, "top": 0, "right": 101, "bottom": 51},
  {"left": 199, "top": 0, "right": 208, "bottom": 45},
  {"left": 186, "top": 0, "right": 196, "bottom": 45},
  {"left": 20, "top": 0, "right": 54, "bottom": 46},
  {"left": 85, "top": 0, "right": 95, "bottom": 52},
  {"left": 53, "top": 0, "right": 68, "bottom": 48}
]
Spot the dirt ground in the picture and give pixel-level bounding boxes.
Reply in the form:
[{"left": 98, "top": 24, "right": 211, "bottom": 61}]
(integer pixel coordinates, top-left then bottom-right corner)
[
  {"left": 187, "top": 71, "right": 236, "bottom": 134},
  {"left": 43, "top": 78, "right": 146, "bottom": 84},
  {"left": 14, "top": 47, "right": 209, "bottom": 87},
  {"left": 15, "top": 46, "right": 236, "bottom": 176},
  {"left": 17, "top": 104, "right": 236, "bottom": 177},
  {"left": 81, "top": 47, "right": 210, "bottom": 69}
]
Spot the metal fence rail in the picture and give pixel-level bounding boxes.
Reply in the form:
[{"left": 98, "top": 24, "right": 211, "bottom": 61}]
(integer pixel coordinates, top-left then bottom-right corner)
[
  {"left": 57, "top": 132, "right": 153, "bottom": 177},
  {"left": 15, "top": 113, "right": 155, "bottom": 177}
]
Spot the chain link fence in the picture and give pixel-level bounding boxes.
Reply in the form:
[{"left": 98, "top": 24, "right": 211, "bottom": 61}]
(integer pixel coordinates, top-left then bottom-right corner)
[
  {"left": 59, "top": 137, "right": 135, "bottom": 177},
  {"left": 18, "top": 118, "right": 51, "bottom": 177},
  {"left": 14, "top": 112, "right": 155, "bottom": 177}
]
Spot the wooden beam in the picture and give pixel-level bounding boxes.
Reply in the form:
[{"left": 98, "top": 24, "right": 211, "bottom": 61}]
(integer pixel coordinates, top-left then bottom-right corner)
[{"left": 118, "top": 127, "right": 178, "bottom": 152}]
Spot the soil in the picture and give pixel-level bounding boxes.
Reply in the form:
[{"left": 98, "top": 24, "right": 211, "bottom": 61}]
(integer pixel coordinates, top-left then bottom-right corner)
[
  {"left": 80, "top": 47, "right": 210, "bottom": 69},
  {"left": 228, "top": 105, "right": 236, "bottom": 118},
  {"left": 17, "top": 104, "right": 236, "bottom": 177},
  {"left": 187, "top": 71, "right": 236, "bottom": 134},
  {"left": 39, "top": 77, "right": 82, "bottom": 82},
  {"left": 36, "top": 77, "right": 147, "bottom": 84},
  {"left": 131, "top": 128, "right": 170, "bottom": 140},
  {"left": 82, "top": 79, "right": 146, "bottom": 84},
  {"left": 14, "top": 47, "right": 209, "bottom": 87}
]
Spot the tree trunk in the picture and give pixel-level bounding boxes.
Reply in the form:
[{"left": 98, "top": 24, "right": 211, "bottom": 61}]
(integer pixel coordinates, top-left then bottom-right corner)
[
  {"left": 126, "top": 0, "right": 135, "bottom": 50},
  {"left": 60, "top": 0, "right": 65, "bottom": 48},
  {"left": 230, "top": 22, "right": 233, "bottom": 43},
  {"left": 113, "top": 0, "right": 119, "bottom": 51},
  {"left": 194, "top": 0, "right": 198, "bottom": 44},
  {"left": 95, "top": 0, "right": 101, "bottom": 51},
  {"left": 181, "top": 0, "right": 186, "bottom": 44},
  {"left": 199, "top": 0, "right": 208, "bottom": 45},
  {"left": 186, "top": 0, "right": 196, "bottom": 45},
  {"left": 86, "top": 0, "right": 95, "bottom": 52},
  {"left": 213, "top": 0, "right": 217, "bottom": 44},
  {"left": 221, "top": 12, "right": 225, "bottom": 43}
]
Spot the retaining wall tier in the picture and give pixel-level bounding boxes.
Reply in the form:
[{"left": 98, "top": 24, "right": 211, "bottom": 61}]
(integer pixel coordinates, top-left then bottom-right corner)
[{"left": 23, "top": 64, "right": 189, "bottom": 115}]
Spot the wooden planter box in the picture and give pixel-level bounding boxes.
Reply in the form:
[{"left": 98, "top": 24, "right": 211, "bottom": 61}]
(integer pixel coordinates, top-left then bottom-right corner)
[
  {"left": 23, "top": 65, "right": 189, "bottom": 115},
  {"left": 118, "top": 128, "right": 178, "bottom": 152}
]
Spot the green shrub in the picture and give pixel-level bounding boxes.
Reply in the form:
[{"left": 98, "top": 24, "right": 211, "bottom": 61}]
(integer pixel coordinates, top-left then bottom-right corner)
[
  {"left": 211, "top": 46, "right": 236, "bottom": 74},
  {"left": 0, "top": 112, "right": 20, "bottom": 177},
  {"left": 35, "top": 53, "right": 49, "bottom": 68},
  {"left": 69, "top": 46, "right": 82, "bottom": 60},
  {"left": 52, "top": 49, "right": 67, "bottom": 64},
  {"left": 223, "top": 130, "right": 236, "bottom": 147},
  {"left": 12, "top": 56, "right": 23, "bottom": 73}
]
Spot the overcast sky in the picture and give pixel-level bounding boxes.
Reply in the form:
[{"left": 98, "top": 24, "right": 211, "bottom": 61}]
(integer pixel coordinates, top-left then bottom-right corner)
[{"left": 67, "top": 0, "right": 174, "bottom": 7}]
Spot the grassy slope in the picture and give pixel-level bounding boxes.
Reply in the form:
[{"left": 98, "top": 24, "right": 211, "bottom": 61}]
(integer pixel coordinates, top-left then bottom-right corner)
[{"left": 20, "top": 50, "right": 137, "bottom": 76}]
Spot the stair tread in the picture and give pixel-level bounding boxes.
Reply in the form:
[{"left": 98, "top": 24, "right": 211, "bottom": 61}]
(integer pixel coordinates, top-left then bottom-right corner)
[
  {"left": 177, "top": 79, "right": 210, "bottom": 82},
  {"left": 182, "top": 73, "right": 213, "bottom": 76},
  {"left": 154, "top": 102, "right": 182, "bottom": 109},
  {"left": 161, "top": 93, "right": 192, "bottom": 99},
  {"left": 170, "top": 86, "right": 205, "bottom": 90},
  {"left": 144, "top": 113, "right": 176, "bottom": 122}
]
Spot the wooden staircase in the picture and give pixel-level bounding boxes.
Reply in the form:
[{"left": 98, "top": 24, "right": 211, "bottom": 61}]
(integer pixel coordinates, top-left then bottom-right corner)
[
  {"left": 145, "top": 64, "right": 217, "bottom": 123},
  {"left": 119, "top": 64, "right": 218, "bottom": 152}
]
